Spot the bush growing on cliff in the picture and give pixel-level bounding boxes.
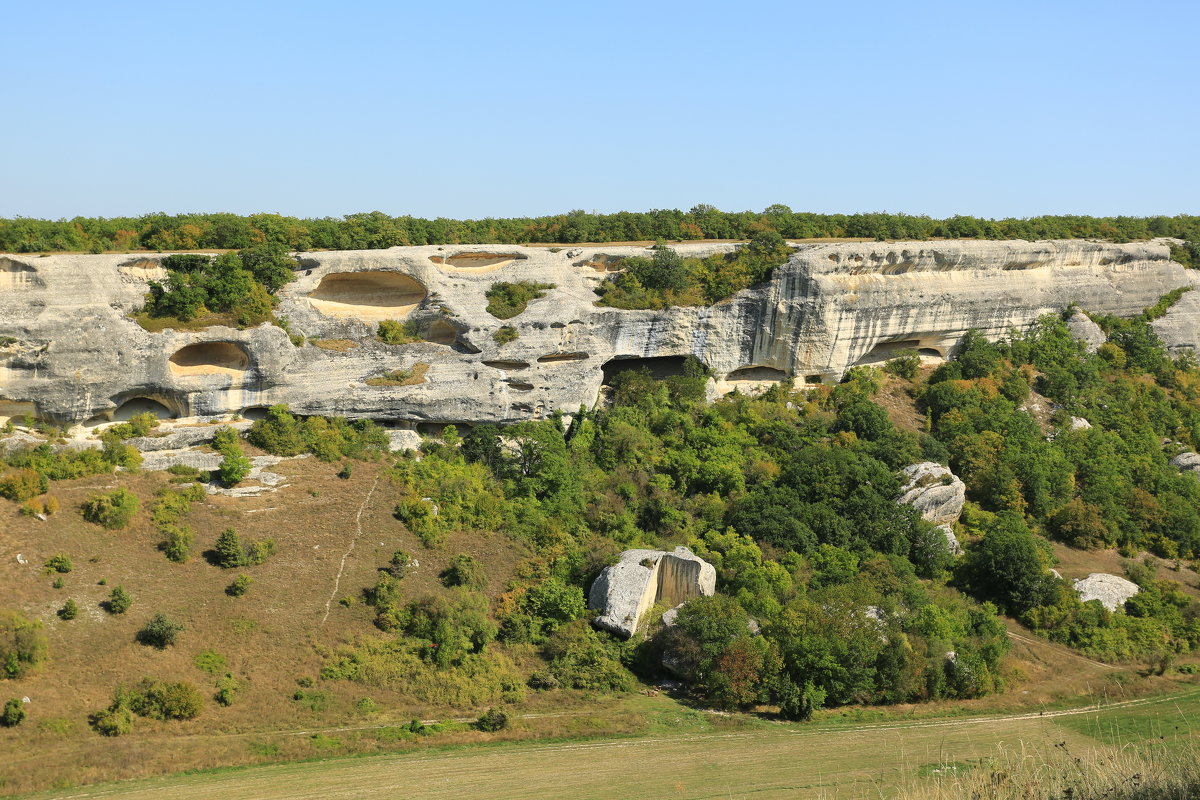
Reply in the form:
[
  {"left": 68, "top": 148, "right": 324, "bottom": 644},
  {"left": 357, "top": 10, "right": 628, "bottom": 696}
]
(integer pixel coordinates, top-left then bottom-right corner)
[
  {"left": 246, "top": 405, "right": 388, "bottom": 461},
  {"left": 142, "top": 246, "right": 295, "bottom": 327},
  {"left": 596, "top": 236, "right": 792, "bottom": 309},
  {"left": 485, "top": 281, "right": 555, "bottom": 319}
]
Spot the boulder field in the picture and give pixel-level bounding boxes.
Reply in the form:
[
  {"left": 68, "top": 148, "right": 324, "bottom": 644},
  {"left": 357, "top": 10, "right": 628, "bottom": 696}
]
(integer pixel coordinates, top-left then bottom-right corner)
[{"left": 1, "top": 239, "right": 1197, "bottom": 428}]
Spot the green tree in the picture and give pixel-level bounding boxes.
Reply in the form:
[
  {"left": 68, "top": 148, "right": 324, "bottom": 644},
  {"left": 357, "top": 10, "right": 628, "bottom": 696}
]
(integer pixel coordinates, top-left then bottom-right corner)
[
  {"left": 441, "top": 554, "right": 486, "bottom": 590},
  {"left": 58, "top": 599, "right": 79, "bottom": 620},
  {"left": 0, "top": 609, "right": 48, "bottom": 678},
  {"left": 137, "top": 613, "right": 184, "bottom": 649},
  {"left": 958, "top": 512, "right": 1056, "bottom": 615},
  {"left": 106, "top": 586, "right": 132, "bottom": 614},
  {"left": 81, "top": 488, "right": 140, "bottom": 530},
  {"left": 213, "top": 528, "right": 246, "bottom": 568},
  {"left": 1, "top": 697, "right": 24, "bottom": 727}
]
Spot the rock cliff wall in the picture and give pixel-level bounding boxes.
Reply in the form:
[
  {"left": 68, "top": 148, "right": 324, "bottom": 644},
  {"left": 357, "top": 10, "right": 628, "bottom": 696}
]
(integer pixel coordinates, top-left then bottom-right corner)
[{"left": 0, "top": 240, "right": 1194, "bottom": 427}]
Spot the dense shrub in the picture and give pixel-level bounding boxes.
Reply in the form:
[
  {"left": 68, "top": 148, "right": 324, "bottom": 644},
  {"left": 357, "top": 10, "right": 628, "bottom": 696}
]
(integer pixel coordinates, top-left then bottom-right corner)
[
  {"left": 484, "top": 281, "right": 554, "bottom": 319},
  {"left": 137, "top": 613, "right": 184, "bottom": 649},
  {"left": 89, "top": 704, "right": 133, "bottom": 736},
  {"left": 883, "top": 349, "right": 922, "bottom": 379},
  {"left": 58, "top": 599, "right": 79, "bottom": 620},
  {"left": 142, "top": 246, "right": 293, "bottom": 325},
  {"left": 0, "top": 468, "right": 47, "bottom": 501},
  {"left": 441, "top": 554, "right": 486, "bottom": 590},
  {"left": 246, "top": 405, "right": 388, "bottom": 461},
  {"left": 1, "top": 697, "right": 25, "bottom": 727},
  {"left": 81, "top": 488, "right": 140, "bottom": 530},
  {"left": 43, "top": 554, "right": 72, "bottom": 574},
  {"left": 475, "top": 707, "right": 509, "bottom": 732},
  {"left": 0, "top": 609, "right": 48, "bottom": 678},
  {"left": 492, "top": 326, "right": 519, "bottom": 344},
  {"left": 226, "top": 574, "right": 253, "bottom": 597},
  {"left": 125, "top": 679, "right": 204, "bottom": 720},
  {"left": 378, "top": 319, "right": 420, "bottom": 345},
  {"left": 106, "top": 586, "right": 132, "bottom": 614}
]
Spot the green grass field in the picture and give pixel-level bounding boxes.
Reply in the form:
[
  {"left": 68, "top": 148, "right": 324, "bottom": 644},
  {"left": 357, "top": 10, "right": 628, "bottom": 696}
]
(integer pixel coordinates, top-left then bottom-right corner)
[{"left": 21, "top": 686, "right": 1200, "bottom": 800}]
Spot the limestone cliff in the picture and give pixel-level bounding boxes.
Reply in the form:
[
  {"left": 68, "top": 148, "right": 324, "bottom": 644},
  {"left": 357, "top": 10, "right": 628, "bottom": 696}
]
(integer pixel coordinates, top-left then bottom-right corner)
[{"left": 0, "top": 240, "right": 1194, "bottom": 428}]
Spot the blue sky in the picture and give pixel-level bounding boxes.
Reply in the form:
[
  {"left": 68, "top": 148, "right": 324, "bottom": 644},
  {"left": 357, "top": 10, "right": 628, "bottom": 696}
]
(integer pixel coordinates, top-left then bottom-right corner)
[{"left": 3, "top": 0, "right": 1196, "bottom": 220}]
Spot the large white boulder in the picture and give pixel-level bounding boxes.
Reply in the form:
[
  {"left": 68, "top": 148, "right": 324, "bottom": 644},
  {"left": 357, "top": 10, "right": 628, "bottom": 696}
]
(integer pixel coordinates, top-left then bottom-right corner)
[
  {"left": 1073, "top": 573, "right": 1140, "bottom": 611},
  {"left": 589, "top": 547, "right": 716, "bottom": 639},
  {"left": 1169, "top": 451, "right": 1200, "bottom": 476},
  {"left": 1065, "top": 309, "right": 1107, "bottom": 353},
  {"left": 898, "top": 462, "right": 966, "bottom": 527}
]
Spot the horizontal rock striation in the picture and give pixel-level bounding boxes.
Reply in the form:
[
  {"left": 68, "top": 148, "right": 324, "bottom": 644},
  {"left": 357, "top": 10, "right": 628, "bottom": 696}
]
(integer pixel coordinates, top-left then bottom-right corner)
[{"left": 0, "top": 239, "right": 1195, "bottom": 428}]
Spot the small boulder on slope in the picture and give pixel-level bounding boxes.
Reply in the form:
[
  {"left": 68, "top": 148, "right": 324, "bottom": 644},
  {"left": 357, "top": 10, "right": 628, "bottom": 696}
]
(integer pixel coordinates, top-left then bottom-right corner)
[{"left": 1073, "top": 573, "right": 1139, "bottom": 611}]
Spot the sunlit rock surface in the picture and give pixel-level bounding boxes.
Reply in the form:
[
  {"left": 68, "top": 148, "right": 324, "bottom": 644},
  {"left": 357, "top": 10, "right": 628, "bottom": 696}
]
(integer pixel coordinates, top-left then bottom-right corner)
[
  {"left": 588, "top": 547, "right": 716, "bottom": 638},
  {"left": 1073, "top": 573, "right": 1140, "bottom": 611},
  {"left": 1, "top": 240, "right": 1194, "bottom": 428}
]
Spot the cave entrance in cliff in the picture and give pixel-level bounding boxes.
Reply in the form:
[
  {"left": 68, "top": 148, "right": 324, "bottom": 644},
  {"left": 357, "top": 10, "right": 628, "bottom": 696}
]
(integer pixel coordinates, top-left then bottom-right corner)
[
  {"left": 429, "top": 252, "right": 526, "bottom": 272},
  {"left": 856, "top": 339, "right": 946, "bottom": 366},
  {"left": 600, "top": 355, "right": 691, "bottom": 385},
  {"left": 240, "top": 406, "right": 270, "bottom": 421},
  {"left": 307, "top": 271, "right": 427, "bottom": 321},
  {"left": 0, "top": 398, "right": 38, "bottom": 425},
  {"left": 111, "top": 397, "right": 179, "bottom": 421},
  {"left": 168, "top": 342, "right": 250, "bottom": 376},
  {"left": 424, "top": 320, "right": 457, "bottom": 346}
]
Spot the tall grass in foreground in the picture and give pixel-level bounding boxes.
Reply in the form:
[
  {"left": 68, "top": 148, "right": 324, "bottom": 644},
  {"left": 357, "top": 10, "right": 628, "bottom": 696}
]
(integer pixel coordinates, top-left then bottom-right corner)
[{"left": 896, "top": 741, "right": 1200, "bottom": 800}]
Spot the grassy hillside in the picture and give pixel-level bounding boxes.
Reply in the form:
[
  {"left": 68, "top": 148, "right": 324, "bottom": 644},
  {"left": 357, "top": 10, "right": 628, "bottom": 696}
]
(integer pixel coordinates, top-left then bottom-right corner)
[{"left": 6, "top": 296, "right": 1200, "bottom": 794}]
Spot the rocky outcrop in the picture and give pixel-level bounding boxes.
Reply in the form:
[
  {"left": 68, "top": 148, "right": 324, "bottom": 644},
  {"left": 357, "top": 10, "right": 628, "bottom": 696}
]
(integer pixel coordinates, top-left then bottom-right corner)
[
  {"left": 1169, "top": 451, "right": 1200, "bottom": 476},
  {"left": 897, "top": 463, "right": 966, "bottom": 555},
  {"left": 1065, "top": 309, "right": 1107, "bottom": 353},
  {"left": 2, "top": 239, "right": 1195, "bottom": 429},
  {"left": 1073, "top": 573, "right": 1140, "bottom": 611},
  {"left": 589, "top": 547, "right": 716, "bottom": 638}
]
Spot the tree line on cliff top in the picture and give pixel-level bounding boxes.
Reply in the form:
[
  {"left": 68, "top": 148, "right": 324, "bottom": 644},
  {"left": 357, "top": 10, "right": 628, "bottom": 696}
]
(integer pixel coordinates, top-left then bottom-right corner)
[{"left": 2, "top": 207, "right": 1199, "bottom": 253}]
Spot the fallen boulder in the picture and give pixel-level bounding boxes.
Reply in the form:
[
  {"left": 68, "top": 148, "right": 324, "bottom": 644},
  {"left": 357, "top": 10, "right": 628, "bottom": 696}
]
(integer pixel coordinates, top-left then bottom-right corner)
[
  {"left": 1169, "top": 451, "right": 1200, "bottom": 476},
  {"left": 898, "top": 462, "right": 966, "bottom": 527},
  {"left": 1073, "top": 572, "right": 1139, "bottom": 611},
  {"left": 589, "top": 547, "right": 716, "bottom": 638},
  {"left": 1066, "top": 309, "right": 1107, "bottom": 353}
]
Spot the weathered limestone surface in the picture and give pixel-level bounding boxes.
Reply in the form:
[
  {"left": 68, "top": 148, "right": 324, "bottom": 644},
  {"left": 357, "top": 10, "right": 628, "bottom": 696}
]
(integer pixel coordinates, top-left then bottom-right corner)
[
  {"left": 589, "top": 547, "right": 716, "bottom": 638},
  {"left": 1065, "top": 309, "right": 1107, "bottom": 353},
  {"left": 897, "top": 462, "right": 966, "bottom": 556},
  {"left": 1, "top": 240, "right": 1195, "bottom": 428},
  {"left": 1073, "top": 573, "right": 1140, "bottom": 611},
  {"left": 1169, "top": 451, "right": 1200, "bottom": 476},
  {"left": 898, "top": 462, "right": 966, "bottom": 527}
]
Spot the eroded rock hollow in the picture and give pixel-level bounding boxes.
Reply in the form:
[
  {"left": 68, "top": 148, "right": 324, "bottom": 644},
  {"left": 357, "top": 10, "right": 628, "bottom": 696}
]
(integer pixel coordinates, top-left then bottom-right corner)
[{"left": 1, "top": 239, "right": 1197, "bottom": 427}]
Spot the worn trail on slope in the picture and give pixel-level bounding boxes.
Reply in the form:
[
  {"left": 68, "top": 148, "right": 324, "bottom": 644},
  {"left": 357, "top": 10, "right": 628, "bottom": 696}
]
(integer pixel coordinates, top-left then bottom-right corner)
[{"left": 321, "top": 473, "right": 381, "bottom": 625}]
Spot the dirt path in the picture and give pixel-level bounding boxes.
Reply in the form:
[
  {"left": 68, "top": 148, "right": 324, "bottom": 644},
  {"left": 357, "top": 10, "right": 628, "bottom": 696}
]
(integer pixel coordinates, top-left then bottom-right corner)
[
  {"left": 1005, "top": 629, "right": 1116, "bottom": 671},
  {"left": 320, "top": 473, "right": 380, "bottom": 625}
]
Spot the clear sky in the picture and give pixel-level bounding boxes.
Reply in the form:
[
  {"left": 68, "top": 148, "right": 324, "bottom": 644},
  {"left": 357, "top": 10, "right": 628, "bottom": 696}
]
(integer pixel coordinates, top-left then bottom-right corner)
[{"left": 3, "top": 0, "right": 1197, "bottom": 220}]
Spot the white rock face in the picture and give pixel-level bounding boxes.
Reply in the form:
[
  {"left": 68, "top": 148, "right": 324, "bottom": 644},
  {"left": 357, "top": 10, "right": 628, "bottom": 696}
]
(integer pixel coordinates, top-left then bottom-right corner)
[
  {"left": 1070, "top": 416, "right": 1092, "bottom": 431},
  {"left": 1169, "top": 451, "right": 1200, "bottom": 476},
  {"left": 1065, "top": 309, "right": 1107, "bottom": 353},
  {"left": 1, "top": 239, "right": 1195, "bottom": 428},
  {"left": 588, "top": 547, "right": 716, "bottom": 638},
  {"left": 1073, "top": 573, "right": 1140, "bottom": 610},
  {"left": 898, "top": 463, "right": 966, "bottom": 527}
]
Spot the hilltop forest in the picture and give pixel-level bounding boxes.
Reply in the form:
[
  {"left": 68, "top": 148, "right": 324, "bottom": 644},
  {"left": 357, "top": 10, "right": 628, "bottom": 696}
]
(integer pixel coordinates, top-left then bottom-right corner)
[{"left": 2, "top": 208, "right": 1200, "bottom": 253}]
